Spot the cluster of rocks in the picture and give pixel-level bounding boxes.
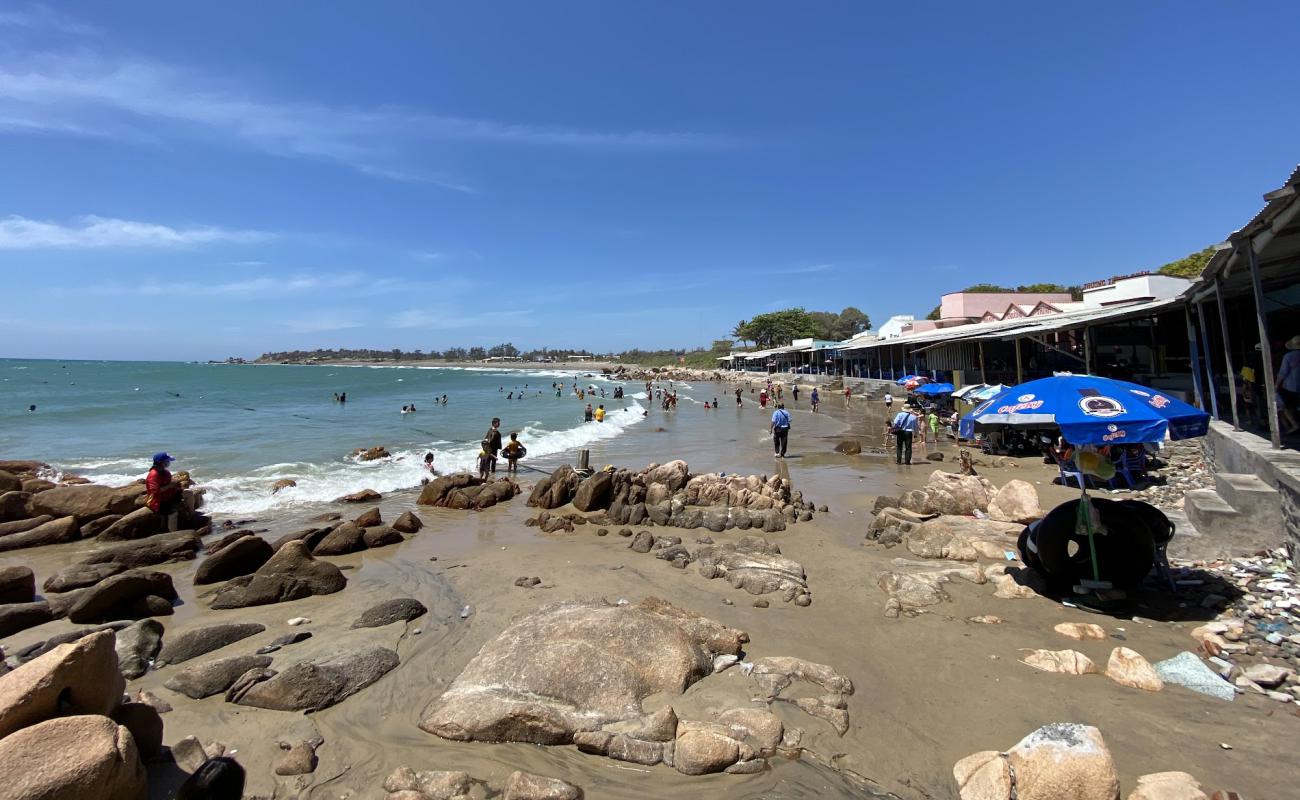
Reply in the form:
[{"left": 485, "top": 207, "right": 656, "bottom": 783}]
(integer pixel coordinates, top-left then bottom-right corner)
[
  {"left": 351, "top": 445, "right": 392, "bottom": 461},
  {"left": 383, "top": 767, "right": 583, "bottom": 800},
  {"left": 866, "top": 471, "right": 1049, "bottom": 616},
  {"left": 1020, "top": 640, "right": 1167, "bottom": 692},
  {"left": 602, "top": 365, "right": 721, "bottom": 383},
  {"left": 525, "top": 510, "right": 590, "bottom": 533},
  {"left": 0, "top": 464, "right": 208, "bottom": 556},
  {"left": 953, "top": 722, "right": 1220, "bottom": 800},
  {"left": 528, "top": 460, "right": 821, "bottom": 533},
  {"left": 419, "top": 597, "right": 850, "bottom": 776},
  {"left": 1183, "top": 547, "right": 1300, "bottom": 705},
  {"left": 418, "top": 473, "right": 520, "bottom": 510},
  {"left": 612, "top": 530, "right": 813, "bottom": 605},
  {"left": 1128, "top": 439, "right": 1212, "bottom": 510},
  {"left": 0, "top": 629, "right": 249, "bottom": 799},
  {"left": 268, "top": 506, "right": 423, "bottom": 562}
]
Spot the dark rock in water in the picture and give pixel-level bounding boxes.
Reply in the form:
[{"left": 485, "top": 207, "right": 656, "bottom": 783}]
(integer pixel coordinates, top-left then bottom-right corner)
[
  {"left": 418, "top": 597, "right": 746, "bottom": 745},
  {"left": 82, "top": 530, "right": 201, "bottom": 569},
  {"left": 312, "top": 522, "right": 365, "bottom": 556},
  {"left": 391, "top": 510, "right": 424, "bottom": 533},
  {"left": 351, "top": 598, "right": 427, "bottom": 628},
  {"left": 156, "top": 622, "right": 266, "bottom": 667},
  {"left": 209, "top": 541, "right": 346, "bottom": 609},
  {"left": 79, "top": 514, "right": 122, "bottom": 539},
  {"left": 0, "top": 470, "right": 20, "bottom": 493},
  {"left": 0, "top": 601, "right": 54, "bottom": 637},
  {"left": 26, "top": 483, "right": 142, "bottom": 523},
  {"left": 270, "top": 526, "right": 333, "bottom": 553},
  {"left": 66, "top": 569, "right": 177, "bottom": 624},
  {"left": 96, "top": 507, "right": 161, "bottom": 542},
  {"left": 926, "top": 452, "right": 944, "bottom": 462},
  {"left": 273, "top": 740, "right": 318, "bottom": 776},
  {"left": 596, "top": 528, "right": 609, "bottom": 536},
  {"left": 514, "top": 576, "right": 542, "bottom": 588},
  {"left": 43, "top": 562, "right": 125, "bottom": 594},
  {"left": 617, "top": 528, "right": 633, "bottom": 537},
  {"left": 163, "top": 654, "right": 274, "bottom": 699},
  {"left": 194, "top": 535, "right": 273, "bottom": 585},
  {"left": 572, "top": 472, "right": 614, "bottom": 513},
  {"left": 353, "top": 507, "right": 382, "bottom": 528},
  {"left": 233, "top": 647, "right": 399, "bottom": 711},
  {"left": 871, "top": 495, "right": 900, "bottom": 514},
  {"left": 361, "top": 525, "right": 403, "bottom": 549},
  {"left": 175, "top": 756, "right": 245, "bottom": 800},
  {"left": 0, "top": 515, "right": 80, "bottom": 552},
  {"left": 834, "top": 440, "right": 863, "bottom": 456},
  {"left": 819, "top": 505, "right": 829, "bottom": 513},
  {"left": 0, "top": 566, "right": 35, "bottom": 604},
  {"left": 0, "top": 514, "right": 54, "bottom": 537},
  {"left": 135, "top": 594, "right": 174, "bottom": 617},
  {"left": 335, "top": 488, "right": 381, "bottom": 503},
  {"left": 310, "top": 512, "right": 342, "bottom": 523},
  {"left": 113, "top": 701, "right": 163, "bottom": 758},
  {"left": 204, "top": 530, "right": 251, "bottom": 555},
  {"left": 271, "top": 631, "right": 312, "bottom": 647},
  {"left": 798, "top": 510, "right": 813, "bottom": 522},
  {"left": 116, "top": 618, "right": 165, "bottom": 679}
]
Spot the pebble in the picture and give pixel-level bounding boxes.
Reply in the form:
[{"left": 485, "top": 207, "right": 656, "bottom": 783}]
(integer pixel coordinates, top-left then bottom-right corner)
[
  {"left": 460, "top": 605, "right": 472, "bottom": 619},
  {"left": 287, "top": 617, "right": 310, "bottom": 626}
]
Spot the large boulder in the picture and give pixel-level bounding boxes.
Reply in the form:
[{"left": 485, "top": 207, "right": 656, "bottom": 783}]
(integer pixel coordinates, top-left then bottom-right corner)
[
  {"left": 953, "top": 723, "right": 1119, "bottom": 800},
  {"left": 115, "top": 619, "right": 165, "bottom": 680},
  {"left": 0, "top": 515, "right": 80, "bottom": 552},
  {"left": 0, "top": 630, "right": 124, "bottom": 739},
  {"left": 694, "top": 537, "right": 810, "bottom": 603},
  {"left": 417, "top": 472, "right": 479, "bottom": 506},
  {"left": 43, "top": 562, "right": 126, "bottom": 593},
  {"left": 65, "top": 569, "right": 177, "bottom": 624},
  {"left": 81, "top": 530, "right": 201, "bottom": 569},
  {"left": 0, "top": 565, "right": 35, "bottom": 604},
  {"left": 904, "top": 516, "right": 1023, "bottom": 562},
  {"left": 163, "top": 654, "right": 274, "bottom": 699},
  {"left": 362, "top": 525, "right": 404, "bottom": 548},
  {"left": 987, "top": 480, "right": 1044, "bottom": 524},
  {"left": 527, "top": 465, "right": 581, "bottom": 510},
  {"left": 642, "top": 461, "right": 690, "bottom": 492},
  {"left": 0, "top": 514, "right": 54, "bottom": 537},
  {"left": 502, "top": 770, "right": 585, "bottom": 800},
  {"left": 419, "top": 597, "right": 747, "bottom": 745},
  {"left": 155, "top": 622, "right": 267, "bottom": 667},
  {"left": 0, "top": 470, "right": 21, "bottom": 493},
  {"left": 193, "top": 534, "right": 273, "bottom": 584},
  {"left": 0, "top": 601, "right": 55, "bottom": 637},
  {"left": 209, "top": 541, "right": 346, "bottom": 609},
  {"left": 233, "top": 647, "right": 399, "bottom": 711},
  {"left": 351, "top": 598, "right": 427, "bottom": 629},
  {"left": 572, "top": 472, "right": 614, "bottom": 512},
  {"left": 0, "top": 715, "right": 147, "bottom": 800},
  {"left": 1105, "top": 647, "right": 1163, "bottom": 692},
  {"left": 1127, "top": 772, "right": 1208, "bottom": 800},
  {"left": 96, "top": 507, "right": 162, "bottom": 542},
  {"left": 312, "top": 522, "right": 366, "bottom": 556},
  {"left": 0, "top": 491, "right": 32, "bottom": 522},
  {"left": 27, "top": 483, "right": 142, "bottom": 523},
  {"left": 391, "top": 511, "right": 424, "bottom": 533},
  {"left": 904, "top": 471, "right": 995, "bottom": 517}
]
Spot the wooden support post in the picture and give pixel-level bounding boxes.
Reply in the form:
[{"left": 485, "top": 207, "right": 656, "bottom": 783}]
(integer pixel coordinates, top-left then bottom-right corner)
[
  {"left": 1214, "top": 275, "right": 1241, "bottom": 430},
  {"left": 1185, "top": 305, "right": 1206, "bottom": 410},
  {"left": 1083, "top": 326, "right": 1093, "bottom": 375},
  {"left": 1247, "top": 242, "right": 1283, "bottom": 448},
  {"left": 1014, "top": 338, "right": 1024, "bottom": 384},
  {"left": 978, "top": 340, "right": 987, "bottom": 385},
  {"left": 1196, "top": 300, "right": 1220, "bottom": 419}
]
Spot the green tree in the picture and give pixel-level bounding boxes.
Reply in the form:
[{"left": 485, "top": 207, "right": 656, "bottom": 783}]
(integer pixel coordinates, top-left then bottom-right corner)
[
  {"left": 731, "top": 320, "right": 749, "bottom": 347},
  {"left": 1157, "top": 246, "right": 1215, "bottom": 278},
  {"left": 834, "top": 306, "right": 870, "bottom": 338},
  {"left": 808, "top": 310, "right": 838, "bottom": 340},
  {"left": 738, "top": 308, "right": 818, "bottom": 348},
  {"left": 710, "top": 338, "right": 736, "bottom": 353}
]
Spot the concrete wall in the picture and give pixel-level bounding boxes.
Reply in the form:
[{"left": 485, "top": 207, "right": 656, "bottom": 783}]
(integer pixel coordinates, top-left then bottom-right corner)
[{"left": 1203, "top": 420, "right": 1300, "bottom": 558}]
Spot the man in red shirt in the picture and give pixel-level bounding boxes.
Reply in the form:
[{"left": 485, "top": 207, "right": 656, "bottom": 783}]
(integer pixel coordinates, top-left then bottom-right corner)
[{"left": 146, "top": 452, "right": 183, "bottom": 531}]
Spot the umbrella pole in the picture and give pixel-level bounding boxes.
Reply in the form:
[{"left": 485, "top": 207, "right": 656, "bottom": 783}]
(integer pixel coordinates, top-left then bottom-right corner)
[{"left": 1078, "top": 486, "right": 1102, "bottom": 584}]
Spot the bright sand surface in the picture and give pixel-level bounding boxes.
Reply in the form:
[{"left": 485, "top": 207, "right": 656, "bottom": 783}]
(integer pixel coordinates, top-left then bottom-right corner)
[{"left": 2, "top": 375, "right": 1296, "bottom": 799}]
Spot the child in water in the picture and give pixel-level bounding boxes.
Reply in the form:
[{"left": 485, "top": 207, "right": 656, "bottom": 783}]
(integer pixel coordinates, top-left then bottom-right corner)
[
  {"left": 503, "top": 433, "right": 524, "bottom": 474},
  {"left": 477, "top": 445, "right": 493, "bottom": 481}
]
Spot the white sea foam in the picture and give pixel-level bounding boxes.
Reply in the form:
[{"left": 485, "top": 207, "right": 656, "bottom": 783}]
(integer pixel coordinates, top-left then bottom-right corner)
[{"left": 190, "top": 401, "right": 645, "bottom": 515}]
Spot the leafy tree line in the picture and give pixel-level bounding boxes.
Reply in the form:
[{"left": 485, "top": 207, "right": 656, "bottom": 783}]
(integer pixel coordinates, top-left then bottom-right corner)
[
  {"left": 730, "top": 307, "right": 869, "bottom": 348},
  {"left": 1155, "top": 245, "right": 1214, "bottom": 278},
  {"left": 257, "top": 343, "right": 593, "bottom": 362}
]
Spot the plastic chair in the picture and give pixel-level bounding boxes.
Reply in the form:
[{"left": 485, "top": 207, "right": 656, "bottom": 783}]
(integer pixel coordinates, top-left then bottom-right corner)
[
  {"left": 1109, "top": 449, "right": 1148, "bottom": 490},
  {"left": 1055, "top": 458, "right": 1087, "bottom": 489}
]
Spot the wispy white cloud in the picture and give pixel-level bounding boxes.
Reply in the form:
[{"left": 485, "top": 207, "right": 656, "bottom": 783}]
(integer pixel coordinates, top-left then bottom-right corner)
[
  {"left": 78, "top": 273, "right": 365, "bottom": 297},
  {"left": 0, "top": 5, "right": 100, "bottom": 36},
  {"left": 389, "top": 308, "right": 535, "bottom": 330},
  {"left": 0, "top": 50, "right": 739, "bottom": 188},
  {"left": 0, "top": 214, "right": 272, "bottom": 249}
]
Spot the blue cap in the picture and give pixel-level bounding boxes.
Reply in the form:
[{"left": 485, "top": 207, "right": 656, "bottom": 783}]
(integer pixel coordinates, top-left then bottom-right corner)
[{"left": 152, "top": 452, "right": 173, "bottom": 464}]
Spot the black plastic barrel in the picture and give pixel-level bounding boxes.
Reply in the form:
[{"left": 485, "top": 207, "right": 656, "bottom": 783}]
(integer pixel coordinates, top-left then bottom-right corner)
[{"left": 1019, "top": 497, "right": 1156, "bottom": 592}]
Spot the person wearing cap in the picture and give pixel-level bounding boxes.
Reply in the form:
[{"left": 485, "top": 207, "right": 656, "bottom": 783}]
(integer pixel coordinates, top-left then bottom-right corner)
[
  {"left": 1275, "top": 335, "right": 1300, "bottom": 434},
  {"left": 889, "top": 404, "right": 920, "bottom": 465},
  {"left": 770, "top": 402, "right": 791, "bottom": 458},
  {"left": 146, "top": 452, "right": 183, "bottom": 531}
]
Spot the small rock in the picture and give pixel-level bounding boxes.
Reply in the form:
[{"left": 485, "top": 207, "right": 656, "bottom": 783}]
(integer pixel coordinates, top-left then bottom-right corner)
[
  {"left": 502, "top": 769, "right": 584, "bottom": 800},
  {"left": 1054, "top": 622, "right": 1107, "bottom": 641},
  {"left": 274, "top": 740, "right": 318, "bottom": 776},
  {"left": 1105, "top": 647, "right": 1164, "bottom": 692},
  {"left": 753, "top": 599, "right": 769, "bottom": 608}
]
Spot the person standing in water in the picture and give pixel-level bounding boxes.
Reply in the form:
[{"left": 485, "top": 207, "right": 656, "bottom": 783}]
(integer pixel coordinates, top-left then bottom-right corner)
[
  {"left": 481, "top": 417, "right": 502, "bottom": 475},
  {"left": 594, "top": 404, "right": 606, "bottom": 422},
  {"left": 810, "top": 387, "right": 820, "bottom": 413},
  {"left": 890, "top": 404, "right": 919, "bottom": 465},
  {"left": 770, "top": 403, "right": 791, "bottom": 458},
  {"left": 146, "top": 452, "right": 183, "bottom": 531},
  {"left": 735, "top": 387, "right": 743, "bottom": 407},
  {"left": 502, "top": 433, "right": 525, "bottom": 475}
]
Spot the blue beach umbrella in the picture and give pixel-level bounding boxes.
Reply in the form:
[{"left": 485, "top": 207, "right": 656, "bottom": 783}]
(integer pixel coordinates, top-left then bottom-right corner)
[
  {"left": 958, "top": 375, "right": 1208, "bottom": 445},
  {"left": 895, "top": 374, "right": 920, "bottom": 384},
  {"left": 968, "top": 383, "right": 1007, "bottom": 402},
  {"left": 914, "top": 382, "right": 955, "bottom": 395}
]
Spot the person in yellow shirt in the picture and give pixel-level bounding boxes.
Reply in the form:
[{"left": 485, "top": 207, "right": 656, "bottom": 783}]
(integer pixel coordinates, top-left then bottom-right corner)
[{"left": 594, "top": 404, "right": 606, "bottom": 422}]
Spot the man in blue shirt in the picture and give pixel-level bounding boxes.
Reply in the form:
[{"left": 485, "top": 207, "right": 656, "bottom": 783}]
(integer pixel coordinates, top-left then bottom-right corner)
[
  {"left": 770, "top": 403, "right": 791, "bottom": 458},
  {"left": 890, "top": 404, "right": 919, "bottom": 465}
]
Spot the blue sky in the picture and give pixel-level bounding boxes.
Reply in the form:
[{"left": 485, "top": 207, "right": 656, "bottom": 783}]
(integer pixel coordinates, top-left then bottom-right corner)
[{"left": 1, "top": 1, "right": 1297, "bottom": 360}]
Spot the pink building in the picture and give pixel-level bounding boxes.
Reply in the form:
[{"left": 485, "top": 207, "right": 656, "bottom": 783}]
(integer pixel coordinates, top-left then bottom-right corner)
[{"left": 939, "top": 291, "right": 1074, "bottom": 320}]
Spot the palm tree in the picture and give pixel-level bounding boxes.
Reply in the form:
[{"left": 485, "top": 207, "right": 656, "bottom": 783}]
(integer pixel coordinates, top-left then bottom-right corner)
[{"left": 731, "top": 320, "right": 749, "bottom": 348}]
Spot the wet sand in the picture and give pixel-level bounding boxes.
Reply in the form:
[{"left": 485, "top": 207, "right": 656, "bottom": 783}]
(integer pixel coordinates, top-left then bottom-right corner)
[{"left": 3, "top": 380, "right": 1297, "bottom": 799}]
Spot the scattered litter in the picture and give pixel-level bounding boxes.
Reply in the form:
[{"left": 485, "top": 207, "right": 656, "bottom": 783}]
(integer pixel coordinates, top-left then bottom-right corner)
[{"left": 459, "top": 605, "right": 472, "bottom": 619}]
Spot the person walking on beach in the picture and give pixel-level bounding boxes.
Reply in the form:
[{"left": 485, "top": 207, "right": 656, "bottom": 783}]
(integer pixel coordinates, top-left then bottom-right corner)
[
  {"left": 1276, "top": 335, "right": 1300, "bottom": 434},
  {"left": 770, "top": 402, "right": 791, "bottom": 458},
  {"left": 759, "top": 388, "right": 768, "bottom": 408},
  {"left": 792, "top": 384, "right": 800, "bottom": 403},
  {"left": 481, "top": 417, "right": 502, "bottom": 475},
  {"left": 810, "top": 387, "right": 820, "bottom": 413},
  {"left": 890, "top": 405, "right": 919, "bottom": 465},
  {"left": 146, "top": 452, "right": 183, "bottom": 531},
  {"left": 883, "top": 391, "right": 893, "bottom": 411},
  {"left": 844, "top": 385, "right": 852, "bottom": 406}
]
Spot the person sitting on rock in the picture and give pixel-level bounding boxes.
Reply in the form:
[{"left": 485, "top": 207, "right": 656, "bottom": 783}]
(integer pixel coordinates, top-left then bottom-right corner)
[{"left": 146, "top": 452, "right": 183, "bottom": 531}]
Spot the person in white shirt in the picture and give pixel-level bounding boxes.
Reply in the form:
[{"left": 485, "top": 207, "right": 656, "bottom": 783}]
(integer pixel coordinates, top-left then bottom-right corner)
[{"left": 883, "top": 392, "right": 894, "bottom": 411}]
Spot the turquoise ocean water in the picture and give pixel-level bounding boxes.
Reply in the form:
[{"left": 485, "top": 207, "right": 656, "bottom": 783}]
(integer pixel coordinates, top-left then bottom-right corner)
[{"left": 0, "top": 359, "right": 654, "bottom": 514}]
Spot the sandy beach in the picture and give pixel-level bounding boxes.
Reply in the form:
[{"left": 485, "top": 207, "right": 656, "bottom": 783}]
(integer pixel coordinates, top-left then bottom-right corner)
[{"left": 1, "top": 375, "right": 1297, "bottom": 800}]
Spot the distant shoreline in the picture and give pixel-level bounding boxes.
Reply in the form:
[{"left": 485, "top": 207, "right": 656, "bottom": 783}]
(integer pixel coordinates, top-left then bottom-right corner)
[{"left": 248, "top": 358, "right": 626, "bottom": 371}]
